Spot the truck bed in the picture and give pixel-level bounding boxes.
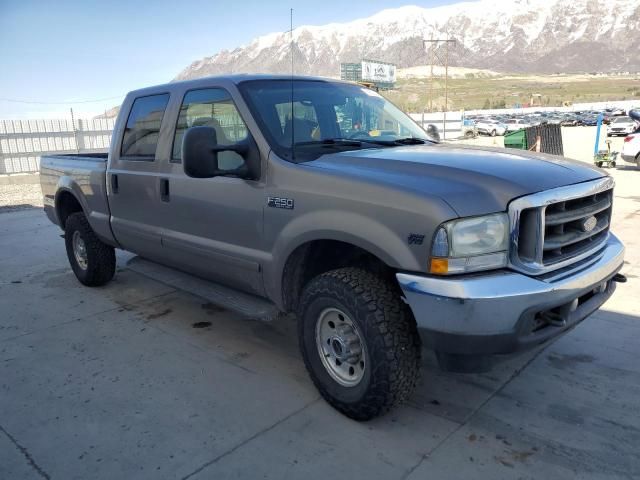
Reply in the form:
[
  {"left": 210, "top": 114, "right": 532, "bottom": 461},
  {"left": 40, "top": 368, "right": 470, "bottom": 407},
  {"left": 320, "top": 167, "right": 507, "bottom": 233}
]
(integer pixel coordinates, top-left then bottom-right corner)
[{"left": 40, "top": 153, "right": 110, "bottom": 237}]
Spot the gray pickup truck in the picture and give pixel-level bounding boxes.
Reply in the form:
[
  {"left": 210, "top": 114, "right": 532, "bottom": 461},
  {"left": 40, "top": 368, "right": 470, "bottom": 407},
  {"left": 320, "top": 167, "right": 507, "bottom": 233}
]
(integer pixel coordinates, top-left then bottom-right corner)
[{"left": 41, "top": 75, "right": 625, "bottom": 420}]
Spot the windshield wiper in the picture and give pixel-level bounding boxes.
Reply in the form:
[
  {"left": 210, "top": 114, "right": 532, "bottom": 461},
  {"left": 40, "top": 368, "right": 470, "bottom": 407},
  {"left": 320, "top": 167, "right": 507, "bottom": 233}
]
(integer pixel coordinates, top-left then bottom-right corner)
[
  {"left": 392, "top": 137, "right": 428, "bottom": 145},
  {"left": 354, "top": 137, "right": 429, "bottom": 146},
  {"left": 293, "top": 138, "right": 363, "bottom": 147}
]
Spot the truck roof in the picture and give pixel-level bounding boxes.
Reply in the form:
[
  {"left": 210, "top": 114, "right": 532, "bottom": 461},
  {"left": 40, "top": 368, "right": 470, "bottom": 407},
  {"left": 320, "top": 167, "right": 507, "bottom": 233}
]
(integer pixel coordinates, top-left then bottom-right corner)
[{"left": 126, "top": 74, "right": 349, "bottom": 98}]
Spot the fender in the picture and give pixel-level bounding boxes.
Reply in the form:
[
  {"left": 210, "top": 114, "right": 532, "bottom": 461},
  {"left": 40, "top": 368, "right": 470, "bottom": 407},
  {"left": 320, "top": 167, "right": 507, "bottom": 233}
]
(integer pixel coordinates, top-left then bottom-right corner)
[
  {"left": 263, "top": 209, "right": 427, "bottom": 309},
  {"left": 55, "top": 175, "right": 119, "bottom": 247}
]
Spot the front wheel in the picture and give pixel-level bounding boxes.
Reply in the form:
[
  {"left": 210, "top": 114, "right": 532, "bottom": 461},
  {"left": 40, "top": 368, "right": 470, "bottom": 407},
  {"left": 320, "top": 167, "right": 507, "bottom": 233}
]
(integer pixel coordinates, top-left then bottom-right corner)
[
  {"left": 298, "top": 268, "right": 421, "bottom": 420},
  {"left": 64, "top": 212, "right": 116, "bottom": 286},
  {"left": 490, "top": 129, "right": 497, "bottom": 137}
]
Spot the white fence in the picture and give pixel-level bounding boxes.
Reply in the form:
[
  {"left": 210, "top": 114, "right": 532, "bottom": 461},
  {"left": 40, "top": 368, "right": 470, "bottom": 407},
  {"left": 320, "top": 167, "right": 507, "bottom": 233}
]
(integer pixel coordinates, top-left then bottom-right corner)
[
  {"left": 0, "top": 118, "right": 115, "bottom": 174},
  {"left": 3, "top": 99, "right": 638, "bottom": 174},
  {"left": 409, "top": 112, "right": 465, "bottom": 139}
]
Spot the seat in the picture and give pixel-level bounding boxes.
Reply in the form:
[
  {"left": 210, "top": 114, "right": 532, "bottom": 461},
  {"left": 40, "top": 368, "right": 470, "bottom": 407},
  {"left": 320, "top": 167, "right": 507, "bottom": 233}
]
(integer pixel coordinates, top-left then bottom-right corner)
[
  {"left": 191, "top": 117, "right": 229, "bottom": 144},
  {"left": 282, "top": 117, "right": 317, "bottom": 144}
]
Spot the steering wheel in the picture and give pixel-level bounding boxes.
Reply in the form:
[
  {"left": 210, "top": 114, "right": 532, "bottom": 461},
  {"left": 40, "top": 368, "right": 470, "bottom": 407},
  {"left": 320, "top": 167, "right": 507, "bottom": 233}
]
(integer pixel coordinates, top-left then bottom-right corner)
[{"left": 348, "top": 131, "right": 370, "bottom": 139}]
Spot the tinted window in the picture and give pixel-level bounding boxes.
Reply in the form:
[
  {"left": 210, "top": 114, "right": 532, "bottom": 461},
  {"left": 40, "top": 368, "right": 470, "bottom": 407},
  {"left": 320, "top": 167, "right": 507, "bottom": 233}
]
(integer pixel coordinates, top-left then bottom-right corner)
[
  {"left": 120, "top": 94, "right": 170, "bottom": 159},
  {"left": 172, "top": 88, "right": 248, "bottom": 169}
]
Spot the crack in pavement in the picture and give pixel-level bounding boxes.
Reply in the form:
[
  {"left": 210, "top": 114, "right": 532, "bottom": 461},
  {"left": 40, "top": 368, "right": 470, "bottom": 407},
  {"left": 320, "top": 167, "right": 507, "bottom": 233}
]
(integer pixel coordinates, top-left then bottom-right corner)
[
  {"left": 0, "top": 424, "right": 51, "bottom": 479},
  {"left": 180, "top": 398, "right": 320, "bottom": 480},
  {"left": 399, "top": 343, "right": 552, "bottom": 480}
]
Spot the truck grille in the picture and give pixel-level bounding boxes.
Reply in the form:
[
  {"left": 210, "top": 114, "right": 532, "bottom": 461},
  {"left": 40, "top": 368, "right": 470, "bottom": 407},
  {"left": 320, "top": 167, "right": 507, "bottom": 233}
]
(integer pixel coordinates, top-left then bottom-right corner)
[
  {"left": 541, "top": 190, "right": 612, "bottom": 265},
  {"left": 509, "top": 177, "right": 614, "bottom": 275}
]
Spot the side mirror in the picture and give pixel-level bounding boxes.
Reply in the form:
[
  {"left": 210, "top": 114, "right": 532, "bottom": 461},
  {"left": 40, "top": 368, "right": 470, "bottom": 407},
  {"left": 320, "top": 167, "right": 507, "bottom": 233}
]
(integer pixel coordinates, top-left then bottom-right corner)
[
  {"left": 182, "top": 126, "right": 258, "bottom": 179},
  {"left": 426, "top": 124, "right": 440, "bottom": 142}
]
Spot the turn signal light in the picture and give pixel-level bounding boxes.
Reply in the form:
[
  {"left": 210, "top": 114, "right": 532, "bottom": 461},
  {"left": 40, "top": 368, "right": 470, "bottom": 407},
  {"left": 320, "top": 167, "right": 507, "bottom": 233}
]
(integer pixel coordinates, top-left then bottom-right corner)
[{"left": 429, "top": 258, "right": 448, "bottom": 274}]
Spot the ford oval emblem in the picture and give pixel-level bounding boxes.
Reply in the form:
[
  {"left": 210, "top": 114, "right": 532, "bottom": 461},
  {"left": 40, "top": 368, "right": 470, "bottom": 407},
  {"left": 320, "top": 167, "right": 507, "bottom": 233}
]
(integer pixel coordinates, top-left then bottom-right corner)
[{"left": 581, "top": 216, "right": 597, "bottom": 232}]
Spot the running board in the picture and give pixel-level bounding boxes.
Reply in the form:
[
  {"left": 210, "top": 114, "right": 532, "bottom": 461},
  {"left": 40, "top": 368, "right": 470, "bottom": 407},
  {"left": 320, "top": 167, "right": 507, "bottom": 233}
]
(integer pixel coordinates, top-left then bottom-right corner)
[{"left": 126, "top": 256, "right": 280, "bottom": 321}]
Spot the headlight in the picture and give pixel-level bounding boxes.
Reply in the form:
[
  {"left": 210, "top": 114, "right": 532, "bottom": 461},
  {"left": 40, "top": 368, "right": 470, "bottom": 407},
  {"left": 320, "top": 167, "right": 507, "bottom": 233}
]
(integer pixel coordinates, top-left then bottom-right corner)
[{"left": 430, "top": 213, "right": 509, "bottom": 275}]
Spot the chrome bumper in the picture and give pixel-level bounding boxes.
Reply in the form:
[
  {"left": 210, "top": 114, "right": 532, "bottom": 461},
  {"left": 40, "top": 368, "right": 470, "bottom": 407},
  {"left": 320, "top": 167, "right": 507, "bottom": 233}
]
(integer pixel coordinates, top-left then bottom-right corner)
[{"left": 397, "top": 234, "right": 625, "bottom": 356}]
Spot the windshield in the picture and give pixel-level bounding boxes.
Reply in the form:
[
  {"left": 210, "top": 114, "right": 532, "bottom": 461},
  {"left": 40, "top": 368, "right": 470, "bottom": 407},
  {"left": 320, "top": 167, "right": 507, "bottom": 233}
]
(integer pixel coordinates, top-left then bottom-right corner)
[
  {"left": 238, "top": 79, "right": 436, "bottom": 161},
  {"left": 613, "top": 116, "right": 631, "bottom": 123}
]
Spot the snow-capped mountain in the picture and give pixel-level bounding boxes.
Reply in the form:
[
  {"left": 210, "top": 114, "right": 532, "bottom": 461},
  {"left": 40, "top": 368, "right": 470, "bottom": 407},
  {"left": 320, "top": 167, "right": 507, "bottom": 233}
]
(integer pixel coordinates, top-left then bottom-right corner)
[{"left": 175, "top": 0, "right": 640, "bottom": 80}]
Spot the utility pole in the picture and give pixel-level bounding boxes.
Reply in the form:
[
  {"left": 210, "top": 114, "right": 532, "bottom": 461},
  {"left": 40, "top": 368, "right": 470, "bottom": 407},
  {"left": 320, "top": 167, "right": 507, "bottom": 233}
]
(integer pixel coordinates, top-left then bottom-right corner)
[
  {"left": 425, "top": 35, "right": 434, "bottom": 113},
  {"left": 423, "top": 36, "right": 456, "bottom": 137}
]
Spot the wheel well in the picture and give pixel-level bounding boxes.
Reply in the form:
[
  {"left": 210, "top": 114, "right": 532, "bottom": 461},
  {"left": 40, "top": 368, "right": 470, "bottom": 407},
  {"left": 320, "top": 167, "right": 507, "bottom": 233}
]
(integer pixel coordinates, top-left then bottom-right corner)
[
  {"left": 56, "top": 191, "right": 83, "bottom": 228},
  {"left": 281, "top": 240, "right": 395, "bottom": 312}
]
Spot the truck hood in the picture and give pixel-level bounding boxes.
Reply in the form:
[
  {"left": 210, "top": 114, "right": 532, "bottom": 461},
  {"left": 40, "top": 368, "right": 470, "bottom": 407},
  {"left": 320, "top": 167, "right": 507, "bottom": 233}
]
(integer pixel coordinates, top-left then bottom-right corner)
[{"left": 303, "top": 144, "right": 605, "bottom": 217}]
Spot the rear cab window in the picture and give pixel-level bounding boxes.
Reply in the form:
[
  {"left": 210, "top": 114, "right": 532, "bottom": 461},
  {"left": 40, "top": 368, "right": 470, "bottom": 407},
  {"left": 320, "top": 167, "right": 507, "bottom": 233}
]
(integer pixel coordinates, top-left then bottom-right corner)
[{"left": 120, "top": 94, "right": 170, "bottom": 160}]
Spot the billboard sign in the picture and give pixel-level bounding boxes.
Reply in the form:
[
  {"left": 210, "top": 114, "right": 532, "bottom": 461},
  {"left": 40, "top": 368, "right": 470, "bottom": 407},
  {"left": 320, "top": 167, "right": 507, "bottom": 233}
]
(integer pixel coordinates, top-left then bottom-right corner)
[{"left": 361, "top": 60, "right": 396, "bottom": 84}]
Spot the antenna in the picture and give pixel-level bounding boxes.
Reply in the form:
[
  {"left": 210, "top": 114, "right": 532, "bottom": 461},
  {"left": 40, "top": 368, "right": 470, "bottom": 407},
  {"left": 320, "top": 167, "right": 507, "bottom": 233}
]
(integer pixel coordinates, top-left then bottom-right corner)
[{"left": 290, "top": 7, "right": 295, "bottom": 160}]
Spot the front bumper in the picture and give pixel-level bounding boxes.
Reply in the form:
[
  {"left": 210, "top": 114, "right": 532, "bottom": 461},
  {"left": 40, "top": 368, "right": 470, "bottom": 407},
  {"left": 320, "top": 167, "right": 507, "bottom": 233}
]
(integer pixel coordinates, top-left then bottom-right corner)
[{"left": 397, "top": 234, "right": 624, "bottom": 363}]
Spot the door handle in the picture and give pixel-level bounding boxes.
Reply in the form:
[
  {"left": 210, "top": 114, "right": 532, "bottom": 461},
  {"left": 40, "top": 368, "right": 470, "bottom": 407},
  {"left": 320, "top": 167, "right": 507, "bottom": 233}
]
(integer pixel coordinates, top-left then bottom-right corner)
[
  {"left": 111, "top": 174, "right": 119, "bottom": 194},
  {"left": 160, "top": 178, "right": 170, "bottom": 202}
]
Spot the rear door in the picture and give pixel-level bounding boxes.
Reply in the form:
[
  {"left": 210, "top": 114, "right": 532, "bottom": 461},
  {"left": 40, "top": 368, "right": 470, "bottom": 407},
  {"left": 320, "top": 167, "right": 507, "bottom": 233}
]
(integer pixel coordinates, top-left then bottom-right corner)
[{"left": 108, "top": 93, "right": 171, "bottom": 257}]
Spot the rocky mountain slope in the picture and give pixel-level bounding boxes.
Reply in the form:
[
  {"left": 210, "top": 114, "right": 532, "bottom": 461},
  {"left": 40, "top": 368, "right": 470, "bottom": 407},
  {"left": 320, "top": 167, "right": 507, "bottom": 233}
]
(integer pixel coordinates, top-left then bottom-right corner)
[{"left": 175, "top": 0, "right": 640, "bottom": 80}]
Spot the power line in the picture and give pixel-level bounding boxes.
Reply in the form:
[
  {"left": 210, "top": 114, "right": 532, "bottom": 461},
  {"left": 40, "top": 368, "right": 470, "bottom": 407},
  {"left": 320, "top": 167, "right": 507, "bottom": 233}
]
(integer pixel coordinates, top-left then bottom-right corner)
[{"left": 0, "top": 95, "right": 122, "bottom": 105}]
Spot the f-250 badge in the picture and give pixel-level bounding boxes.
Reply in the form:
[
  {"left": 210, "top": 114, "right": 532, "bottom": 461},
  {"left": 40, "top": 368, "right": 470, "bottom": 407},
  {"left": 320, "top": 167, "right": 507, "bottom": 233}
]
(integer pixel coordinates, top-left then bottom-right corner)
[{"left": 267, "top": 196, "right": 294, "bottom": 210}]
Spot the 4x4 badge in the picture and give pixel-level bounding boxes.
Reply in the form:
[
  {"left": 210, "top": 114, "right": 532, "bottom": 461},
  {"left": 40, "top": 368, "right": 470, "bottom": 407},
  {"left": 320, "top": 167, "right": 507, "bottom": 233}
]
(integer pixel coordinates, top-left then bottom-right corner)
[{"left": 408, "top": 234, "right": 425, "bottom": 245}]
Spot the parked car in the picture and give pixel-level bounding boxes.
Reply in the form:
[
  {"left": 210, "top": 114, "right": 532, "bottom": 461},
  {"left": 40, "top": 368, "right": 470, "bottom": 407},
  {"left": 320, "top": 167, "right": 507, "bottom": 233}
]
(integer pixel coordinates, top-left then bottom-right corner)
[
  {"left": 560, "top": 114, "right": 579, "bottom": 126},
  {"left": 607, "top": 116, "right": 639, "bottom": 136},
  {"left": 578, "top": 114, "right": 598, "bottom": 126},
  {"left": 504, "top": 118, "right": 531, "bottom": 131},
  {"left": 621, "top": 134, "right": 640, "bottom": 165},
  {"left": 40, "top": 75, "right": 626, "bottom": 420},
  {"left": 621, "top": 110, "right": 640, "bottom": 165},
  {"left": 475, "top": 118, "right": 507, "bottom": 136}
]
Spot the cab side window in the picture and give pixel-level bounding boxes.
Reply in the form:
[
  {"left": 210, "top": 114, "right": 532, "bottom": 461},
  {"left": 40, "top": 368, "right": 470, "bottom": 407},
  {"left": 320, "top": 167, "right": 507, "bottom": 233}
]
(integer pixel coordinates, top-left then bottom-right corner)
[
  {"left": 172, "top": 88, "right": 248, "bottom": 170},
  {"left": 120, "top": 94, "right": 170, "bottom": 160}
]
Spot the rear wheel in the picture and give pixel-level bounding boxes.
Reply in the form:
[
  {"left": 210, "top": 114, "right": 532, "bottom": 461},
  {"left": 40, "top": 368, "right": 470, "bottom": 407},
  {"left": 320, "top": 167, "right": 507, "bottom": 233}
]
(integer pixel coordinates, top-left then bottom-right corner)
[
  {"left": 64, "top": 212, "right": 116, "bottom": 286},
  {"left": 298, "top": 268, "right": 421, "bottom": 420}
]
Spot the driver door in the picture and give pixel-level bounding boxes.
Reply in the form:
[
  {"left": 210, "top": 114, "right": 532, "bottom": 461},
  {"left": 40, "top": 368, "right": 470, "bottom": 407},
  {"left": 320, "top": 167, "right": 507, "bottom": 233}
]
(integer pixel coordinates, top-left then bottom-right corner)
[{"left": 158, "top": 87, "right": 265, "bottom": 295}]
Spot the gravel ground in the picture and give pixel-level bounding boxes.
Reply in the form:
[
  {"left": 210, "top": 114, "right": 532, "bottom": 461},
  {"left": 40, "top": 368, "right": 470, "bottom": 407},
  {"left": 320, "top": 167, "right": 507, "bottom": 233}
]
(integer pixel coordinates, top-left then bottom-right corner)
[{"left": 0, "top": 183, "right": 43, "bottom": 213}]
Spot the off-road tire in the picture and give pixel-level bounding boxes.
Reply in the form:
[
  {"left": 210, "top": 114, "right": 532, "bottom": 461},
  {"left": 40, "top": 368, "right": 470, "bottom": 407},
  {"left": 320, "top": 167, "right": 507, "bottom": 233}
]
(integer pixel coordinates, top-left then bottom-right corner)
[
  {"left": 64, "top": 212, "right": 116, "bottom": 287},
  {"left": 298, "top": 268, "right": 421, "bottom": 421}
]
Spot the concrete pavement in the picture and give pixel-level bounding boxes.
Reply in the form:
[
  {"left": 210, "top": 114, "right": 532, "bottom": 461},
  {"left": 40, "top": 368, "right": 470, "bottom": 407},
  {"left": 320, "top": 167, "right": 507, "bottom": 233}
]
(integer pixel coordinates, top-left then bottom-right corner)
[{"left": 1, "top": 162, "right": 639, "bottom": 479}]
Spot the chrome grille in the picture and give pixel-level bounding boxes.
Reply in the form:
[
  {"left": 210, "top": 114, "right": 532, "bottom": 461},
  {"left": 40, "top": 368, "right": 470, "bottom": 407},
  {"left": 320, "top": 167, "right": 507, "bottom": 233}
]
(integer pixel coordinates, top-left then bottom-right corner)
[
  {"left": 542, "top": 190, "right": 612, "bottom": 265},
  {"left": 508, "top": 177, "right": 614, "bottom": 275}
]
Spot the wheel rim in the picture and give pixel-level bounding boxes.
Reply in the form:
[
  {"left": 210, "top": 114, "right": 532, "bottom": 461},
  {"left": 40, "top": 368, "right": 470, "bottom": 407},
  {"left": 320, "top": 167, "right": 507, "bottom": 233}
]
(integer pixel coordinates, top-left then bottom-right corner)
[
  {"left": 72, "top": 231, "right": 88, "bottom": 270},
  {"left": 315, "top": 307, "right": 366, "bottom": 387}
]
